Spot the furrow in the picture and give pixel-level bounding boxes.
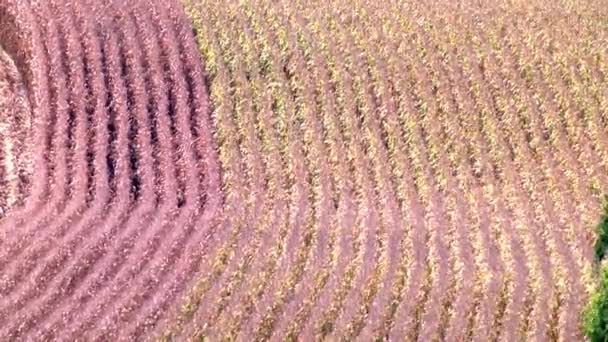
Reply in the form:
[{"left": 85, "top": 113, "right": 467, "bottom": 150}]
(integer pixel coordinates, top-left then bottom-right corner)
[
  {"left": 466, "top": 19, "right": 557, "bottom": 340},
  {"left": 190, "top": 5, "right": 279, "bottom": 336},
  {"left": 294, "top": 8, "right": 360, "bottom": 341},
  {"left": 30, "top": 0, "right": 115, "bottom": 337},
  {"left": 498, "top": 19, "right": 584, "bottom": 339},
  {"left": 0, "top": 1, "right": 112, "bottom": 326},
  {"left": 384, "top": 33, "right": 437, "bottom": 342},
  {"left": 116, "top": 2, "right": 221, "bottom": 338},
  {"left": 0, "top": 0, "right": 73, "bottom": 278},
  {"left": 3, "top": 0, "right": 71, "bottom": 239},
  {"left": 87, "top": 1, "right": 216, "bottom": 338},
  {"left": 28, "top": 7, "right": 152, "bottom": 340},
  {"left": 327, "top": 7, "right": 406, "bottom": 340},
  {"left": 337, "top": 6, "right": 410, "bottom": 340},
  {"left": 173, "top": 3, "right": 285, "bottom": 338},
  {"left": 260, "top": 3, "right": 337, "bottom": 339},
  {"left": 2, "top": 1, "right": 144, "bottom": 338},
  {"left": 233, "top": 3, "right": 314, "bottom": 339},
  {"left": 537, "top": 19, "right": 607, "bottom": 260},
  {"left": 308, "top": 10, "right": 381, "bottom": 342},
  {"left": 391, "top": 16, "right": 461, "bottom": 341},
  {"left": 0, "top": 0, "right": 52, "bottom": 230},
  {"left": 438, "top": 20, "right": 530, "bottom": 340},
  {"left": 0, "top": 48, "right": 31, "bottom": 214},
  {"left": 409, "top": 9, "right": 500, "bottom": 340},
  {"left": 60, "top": 3, "right": 184, "bottom": 338},
  {"left": 1, "top": 1, "right": 603, "bottom": 340}
]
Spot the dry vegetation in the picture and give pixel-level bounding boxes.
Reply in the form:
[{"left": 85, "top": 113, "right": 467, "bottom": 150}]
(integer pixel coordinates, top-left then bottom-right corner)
[
  {"left": 0, "top": 47, "right": 31, "bottom": 216},
  {"left": 0, "top": 0, "right": 220, "bottom": 340},
  {"left": 1, "top": 0, "right": 608, "bottom": 340},
  {"left": 167, "top": 0, "right": 608, "bottom": 340}
]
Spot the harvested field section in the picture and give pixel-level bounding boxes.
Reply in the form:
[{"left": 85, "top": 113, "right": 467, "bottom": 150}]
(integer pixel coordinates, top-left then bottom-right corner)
[
  {"left": 0, "top": 0, "right": 221, "bottom": 340},
  {"left": 165, "top": 0, "right": 608, "bottom": 340}
]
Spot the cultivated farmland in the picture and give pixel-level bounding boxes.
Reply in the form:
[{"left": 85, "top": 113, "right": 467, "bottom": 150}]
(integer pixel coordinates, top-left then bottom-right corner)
[
  {"left": 0, "top": 0, "right": 607, "bottom": 340},
  {"left": 0, "top": 47, "right": 31, "bottom": 216},
  {"left": 172, "top": 0, "right": 608, "bottom": 340},
  {"left": 0, "top": 0, "right": 221, "bottom": 340}
]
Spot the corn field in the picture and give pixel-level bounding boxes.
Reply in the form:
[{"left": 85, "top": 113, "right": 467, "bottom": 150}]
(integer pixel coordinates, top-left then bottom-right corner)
[{"left": 0, "top": 0, "right": 607, "bottom": 340}]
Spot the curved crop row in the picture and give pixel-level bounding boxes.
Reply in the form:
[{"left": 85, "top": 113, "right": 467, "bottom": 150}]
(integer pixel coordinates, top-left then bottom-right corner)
[
  {"left": 1, "top": 0, "right": 607, "bottom": 340},
  {"left": 167, "top": 0, "right": 608, "bottom": 340},
  {"left": 0, "top": 47, "right": 31, "bottom": 217},
  {"left": 0, "top": 0, "right": 221, "bottom": 340}
]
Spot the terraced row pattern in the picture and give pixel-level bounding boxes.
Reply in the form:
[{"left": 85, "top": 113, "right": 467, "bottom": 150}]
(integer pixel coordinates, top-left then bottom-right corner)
[
  {"left": 167, "top": 0, "right": 608, "bottom": 340},
  {"left": 0, "top": 0, "right": 221, "bottom": 339}
]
